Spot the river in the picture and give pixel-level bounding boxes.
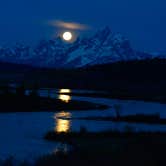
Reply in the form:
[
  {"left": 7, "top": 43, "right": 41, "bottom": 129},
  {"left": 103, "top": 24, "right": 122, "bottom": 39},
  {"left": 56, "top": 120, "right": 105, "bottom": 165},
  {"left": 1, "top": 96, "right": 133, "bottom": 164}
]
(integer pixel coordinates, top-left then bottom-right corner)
[{"left": 0, "top": 89, "right": 166, "bottom": 161}]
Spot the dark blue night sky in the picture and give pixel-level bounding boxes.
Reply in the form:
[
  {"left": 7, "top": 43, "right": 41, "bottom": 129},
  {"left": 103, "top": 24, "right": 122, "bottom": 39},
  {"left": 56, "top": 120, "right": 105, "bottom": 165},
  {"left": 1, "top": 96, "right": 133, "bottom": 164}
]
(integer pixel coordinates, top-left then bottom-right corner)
[{"left": 0, "top": 0, "right": 166, "bottom": 53}]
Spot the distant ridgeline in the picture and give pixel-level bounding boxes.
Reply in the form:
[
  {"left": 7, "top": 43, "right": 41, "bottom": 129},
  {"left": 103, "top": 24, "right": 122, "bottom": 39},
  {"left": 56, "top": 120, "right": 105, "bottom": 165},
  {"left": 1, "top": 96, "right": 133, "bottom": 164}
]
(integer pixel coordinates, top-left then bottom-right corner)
[{"left": 0, "top": 27, "right": 165, "bottom": 68}]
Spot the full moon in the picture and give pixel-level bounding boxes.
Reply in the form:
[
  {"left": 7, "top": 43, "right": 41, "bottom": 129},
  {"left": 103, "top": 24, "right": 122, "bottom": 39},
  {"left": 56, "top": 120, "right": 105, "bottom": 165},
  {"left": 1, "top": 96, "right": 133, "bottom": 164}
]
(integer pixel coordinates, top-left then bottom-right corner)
[{"left": 63, "top": 31, "right": 72, "bottom": 41}]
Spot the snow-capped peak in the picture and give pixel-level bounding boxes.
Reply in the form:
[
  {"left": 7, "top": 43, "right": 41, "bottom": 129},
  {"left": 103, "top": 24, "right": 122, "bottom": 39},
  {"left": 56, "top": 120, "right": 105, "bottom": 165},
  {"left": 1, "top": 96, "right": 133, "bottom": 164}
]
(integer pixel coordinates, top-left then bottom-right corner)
[{"left": 0, "top": 27, "right": 164, "bottom": 68}]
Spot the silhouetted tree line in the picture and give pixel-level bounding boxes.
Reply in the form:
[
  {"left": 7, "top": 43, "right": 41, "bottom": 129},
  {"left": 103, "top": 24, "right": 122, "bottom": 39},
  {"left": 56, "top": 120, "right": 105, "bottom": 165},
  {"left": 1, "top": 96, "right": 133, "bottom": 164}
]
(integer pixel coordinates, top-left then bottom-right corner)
[
  {"left": 1, "top": 58, "right": 166, "bottom": 102},
  {"left": 0, "top": 82, "right": 39, "bottom": 98}
]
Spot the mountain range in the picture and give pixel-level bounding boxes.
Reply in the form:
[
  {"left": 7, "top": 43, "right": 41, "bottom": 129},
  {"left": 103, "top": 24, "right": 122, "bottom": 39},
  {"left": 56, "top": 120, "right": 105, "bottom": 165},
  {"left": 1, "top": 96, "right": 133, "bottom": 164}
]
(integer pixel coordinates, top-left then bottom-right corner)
[{"left": 0, "top": 27, "right": 165, "bottom": 68}]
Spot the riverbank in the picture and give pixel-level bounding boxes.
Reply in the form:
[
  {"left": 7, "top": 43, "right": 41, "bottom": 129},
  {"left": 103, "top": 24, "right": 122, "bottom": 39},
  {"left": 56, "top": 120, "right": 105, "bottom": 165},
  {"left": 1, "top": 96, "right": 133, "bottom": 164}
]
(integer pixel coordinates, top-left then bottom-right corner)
[
  {"left": 69, "top": 114, "right": 166, "bottom": 125},
  {"left": 0, "top": 94, "right": 107, "bottom": 112},
  {"left": 44, "top": 130, "right": 166, "bottom": 142},
  {"left": 59, "top": 91, "right": 166, "bottom": 104}
]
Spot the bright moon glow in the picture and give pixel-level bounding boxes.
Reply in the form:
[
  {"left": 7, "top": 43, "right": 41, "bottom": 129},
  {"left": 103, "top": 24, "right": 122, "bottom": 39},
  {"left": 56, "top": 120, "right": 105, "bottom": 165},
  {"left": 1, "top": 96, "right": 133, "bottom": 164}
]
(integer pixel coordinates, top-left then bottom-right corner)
[{"left": 63, "top": 32, "right": 72, "bottom": 41}]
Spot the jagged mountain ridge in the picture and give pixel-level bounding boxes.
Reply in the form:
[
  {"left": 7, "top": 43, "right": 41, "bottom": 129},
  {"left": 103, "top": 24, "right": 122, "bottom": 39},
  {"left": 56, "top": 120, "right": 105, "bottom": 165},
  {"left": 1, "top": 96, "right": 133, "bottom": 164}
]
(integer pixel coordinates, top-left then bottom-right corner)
[{"left": 0, "top": 27, "right": 163, "bottom": 68}]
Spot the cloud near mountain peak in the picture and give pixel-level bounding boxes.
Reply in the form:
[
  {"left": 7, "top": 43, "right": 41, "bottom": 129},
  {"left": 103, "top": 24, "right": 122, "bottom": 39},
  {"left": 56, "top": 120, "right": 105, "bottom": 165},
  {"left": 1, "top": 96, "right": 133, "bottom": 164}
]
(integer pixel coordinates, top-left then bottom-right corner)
[{"left": 48, "top": 20, "right": 90, "bottom": 30}]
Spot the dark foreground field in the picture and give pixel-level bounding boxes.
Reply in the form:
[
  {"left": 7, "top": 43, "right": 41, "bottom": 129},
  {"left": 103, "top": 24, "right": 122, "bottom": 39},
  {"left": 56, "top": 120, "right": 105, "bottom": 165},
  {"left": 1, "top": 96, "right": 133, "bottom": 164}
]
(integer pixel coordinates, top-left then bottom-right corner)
[
  {"left": 1, "top": 132, "right": 165, "bottom": 166},
  {"left": 40, "top": 132, "right": 166, "bottom": 166}
]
